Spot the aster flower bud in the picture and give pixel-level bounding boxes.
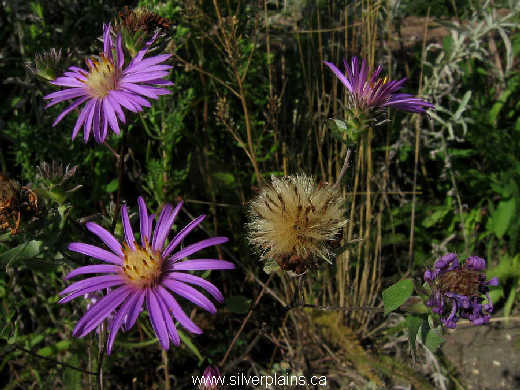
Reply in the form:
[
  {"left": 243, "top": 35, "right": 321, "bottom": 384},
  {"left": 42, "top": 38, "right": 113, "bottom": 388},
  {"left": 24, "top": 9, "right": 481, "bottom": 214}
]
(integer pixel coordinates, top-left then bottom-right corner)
[
  {"left": 35, "top": 161, "right": 82, "bottom": 204},
  {"left": 424, "top": 253, "right": 499, "bottom": 329},
  {"left": 247, "top": 174, "right": 347, "bottom": 275},
  {"left": 200, "top": 365, "right": 222, "bottom": 390},
  {"left": 26, "top": 48, "right": 69, "bottom": 82}
]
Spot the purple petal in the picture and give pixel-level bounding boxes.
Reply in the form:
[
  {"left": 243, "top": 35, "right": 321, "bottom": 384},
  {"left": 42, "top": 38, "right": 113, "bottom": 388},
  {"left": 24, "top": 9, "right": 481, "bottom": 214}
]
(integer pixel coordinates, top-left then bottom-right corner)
[
  {"left": 162, "top": 279, "right": 216, "bottom": 313},
  {"left": 151, "top": 204, "right": 173, "bottom": 251},
  {"left": 156, "top": 290, "right": 180, "bottom": 346},
  {"left": 138, "top": 196, "right": 149, "bottom": 246},
  {"left": 101, "top": 111, "right": 109, "bottom": 142},
  {"left": 124, "top": 93, "right": 151, "bottom": 109},
  {"left": 147, "top": 289, "right": 170, "bottom": 350},
  {"left": 44, "top": 88, "right": 88, "bottom": 104},
  {"left": 121, "top": 71, "right": 171, "bottom": 84},
  {"left": 103, "top": 97, "right": 120, "bottom": 135},
  {"left": 167, "top": 237, "right": 229, "bottom": 262},
  {"left": 65, "top": 264, "right": 120, "bottom": 280},
  {"left": 51, "top": 77, "right": 85, "bottom": 88},
  {"left": 162, "top": 212, "right": 206, "bottom": 259},
  {"left": 147, "top": 214, "right": 155, "bottom": 240},
  {"left": 324, "top": 61, "right": 352, "bottom": 92},
  {"left": 59, "top": 274, "right": 124, "bottom": 296},
  {"left": 71, "top": 101, "right": 92, "bottom": 140},
  {"left": 123, "top": 290, "right": 145, "bottom": 331},
  {"left": 434, "top": 253, "right": 458, "bottom": 270},
  {"left": 92, "top": 100, "right": 102, "bottom": 143},
  {"left": 168, "top": 272, "right": 224, "bottom": 302},
  {"left": 106, "top": 93, "right": 125, "bottom": 123},
  {"left": 74, "top": 286, "right": 132, "bottom": 338},
  {"left": 116, "top": 34, "right": 124, "bottom": 69},
  {"left": 106, "top": 292, "right": 141, "bottom": 354},
  {"left": 52, "top": 96, "right": 89, "bottom": 126},
  {"left": 58, "top": 278, "right": 125, "bottom": 304},
  {"left": 119, "top": 82, "right": 171, "bottom": 99},
  {"left": 103, "top": 23, "right": 113, "bottom": 60},
  {"left": 168, "top": 259, "right": 235, "bottom": 271},
  {"left": 153, "top": 202, "right": 182, "bottom": 251},
  {"left": 487, "top": 277, "right": 499, "bottom": 286},
  {"left": 83, "top": 99, "right": 97, "bottom": 143},
  {"left": 85, "top": 222, "right": 123, "bottom": 256},
  {"left": 125, "top": 54, "right": 171, "bottom": 74},
  {"left": 156, "top": 286, "right": 202, "bottom": 334},
  {"left": 68, "top": 242, "right": 123, "bottom": 265},
  {"left": 121, "top": 205, "right": 136, "bottom": 250},
  {"left": 108, "top": 90, "right": 139, "bottom": 113},
  {"left": 465, "top": 256, "right": 486, "bottom": 271}
]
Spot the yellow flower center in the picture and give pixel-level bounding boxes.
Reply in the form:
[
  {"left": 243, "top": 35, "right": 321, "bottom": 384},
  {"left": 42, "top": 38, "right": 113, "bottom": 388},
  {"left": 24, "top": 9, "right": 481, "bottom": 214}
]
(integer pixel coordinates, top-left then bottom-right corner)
[
  {"left": 83, "top": 55, "right": 118, "bottom": 98},
  {"left": 121, "top": 241, "right": 163, "bottom": 288}
]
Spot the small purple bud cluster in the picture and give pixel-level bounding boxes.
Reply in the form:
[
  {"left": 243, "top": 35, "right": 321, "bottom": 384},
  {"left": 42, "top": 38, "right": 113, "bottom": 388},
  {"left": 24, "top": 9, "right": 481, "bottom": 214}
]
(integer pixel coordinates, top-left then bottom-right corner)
[{"left": 424, "top": 253, "right": 498, "bottom": 329}]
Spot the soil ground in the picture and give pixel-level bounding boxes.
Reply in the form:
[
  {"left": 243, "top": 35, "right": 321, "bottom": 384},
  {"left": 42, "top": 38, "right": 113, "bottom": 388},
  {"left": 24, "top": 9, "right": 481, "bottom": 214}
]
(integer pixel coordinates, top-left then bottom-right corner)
[{"left": 442, "top": 317, "right": 520, "bottom": 389}]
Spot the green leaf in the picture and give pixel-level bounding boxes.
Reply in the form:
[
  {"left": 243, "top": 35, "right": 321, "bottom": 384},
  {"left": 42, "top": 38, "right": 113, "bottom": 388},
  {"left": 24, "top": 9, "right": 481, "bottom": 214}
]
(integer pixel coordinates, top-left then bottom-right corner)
[
  {"left": 406, "top": 315, "right": 422, "bottom": 355},
  {"left": 213, "top": 172, "right": 235, "bottom": 186},
  {"left": 382, "top": 278, "right": 414, "bottom": 315},
  {"left": 178, "top": 329, "right": 203, "bottom": 363},
  {"left": 105, "top": 179, "right": 119, "bottom": 193},
  {"left": 442, "top": 35, "right": 453, "bottom": 57},
  {"left": 422, "top": 208, "right": 450, "bottom": 228},
  {"left": 225, "top": 295, "right": 251, "bottom": 314},
  {"left": 0, "top": 240, "right": 43, "bottom": 265},
  {"left": 424, "top": 327, "right": 444, "bottom": 352},
  {"left": 491, "top": 198, "right": 516, "bottom": 239}
]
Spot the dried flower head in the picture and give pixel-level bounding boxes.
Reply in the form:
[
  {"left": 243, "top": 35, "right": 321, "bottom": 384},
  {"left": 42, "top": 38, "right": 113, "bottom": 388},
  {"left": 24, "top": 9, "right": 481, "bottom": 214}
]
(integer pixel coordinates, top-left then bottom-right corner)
[
  {"left": 324, "top": 57, "right": 434, "bottom": 125},
  {"left": 247, "top": 174, "right": 346, "bottom": 274},
  {"left": 0, "top": 176, "right": 38, "bottom": 234},
  {"left": 117, "top": 6, "right": 172, "bottom": 34},
  {"left": 115, "top": 7, "right": 172, "bottom": 57},
  {"left": 424, "top": 253, "right": 498, "bottom": 328}
]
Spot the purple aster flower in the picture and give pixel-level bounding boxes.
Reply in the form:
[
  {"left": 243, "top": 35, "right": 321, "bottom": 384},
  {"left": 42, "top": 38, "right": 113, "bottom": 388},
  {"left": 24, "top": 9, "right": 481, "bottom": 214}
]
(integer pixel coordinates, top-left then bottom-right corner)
[
  {"left": 424, "top": 253, "right": 498, "bottom": 329},
  {"left": 324, "top": 57, "right": 434, "bottom": 119},
  {"left": 59, "top": 196, "right": 234, "bottom": 354},
  {"left": 44, "top": 24, "right": 173, "bottom": 143}
]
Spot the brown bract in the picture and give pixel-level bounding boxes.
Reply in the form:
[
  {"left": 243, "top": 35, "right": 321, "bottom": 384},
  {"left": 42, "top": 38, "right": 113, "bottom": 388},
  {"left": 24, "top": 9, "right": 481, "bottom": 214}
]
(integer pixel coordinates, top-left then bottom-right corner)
[
  {"left": 117, "top": 6, "right": 172, "bottom": 34},
  {"left": 247, "top": 174, "right": 347, "bottom": 274},
  {"left": 0, "top": 175, "right": 38, "bottom": 234}
]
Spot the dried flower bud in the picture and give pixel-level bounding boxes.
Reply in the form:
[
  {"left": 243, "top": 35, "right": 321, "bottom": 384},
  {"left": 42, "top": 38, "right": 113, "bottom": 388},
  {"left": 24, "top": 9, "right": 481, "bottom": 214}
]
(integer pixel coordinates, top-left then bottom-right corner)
[
  {"left": 247, "top": 174, "right": 347, "bottom": 275},
  {"left": 114, "top": 6, "right": 172, "bottom": 57}
]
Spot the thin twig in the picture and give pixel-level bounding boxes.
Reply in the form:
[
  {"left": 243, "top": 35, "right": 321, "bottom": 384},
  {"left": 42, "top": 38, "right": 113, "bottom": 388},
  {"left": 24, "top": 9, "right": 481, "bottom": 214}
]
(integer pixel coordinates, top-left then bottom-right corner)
[
  {"left": 219, "top": 274, "right": 274, "bottom": 367},
  {"left": 11, "top": 345, "right": 98, "bottom": 375}
]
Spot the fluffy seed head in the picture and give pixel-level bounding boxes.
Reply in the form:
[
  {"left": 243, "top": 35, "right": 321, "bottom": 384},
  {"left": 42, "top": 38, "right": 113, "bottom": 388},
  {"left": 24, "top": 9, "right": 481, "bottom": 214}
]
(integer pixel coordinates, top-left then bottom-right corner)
[{"left": 247, "top": 174, "right": 347, "bottom": 273}]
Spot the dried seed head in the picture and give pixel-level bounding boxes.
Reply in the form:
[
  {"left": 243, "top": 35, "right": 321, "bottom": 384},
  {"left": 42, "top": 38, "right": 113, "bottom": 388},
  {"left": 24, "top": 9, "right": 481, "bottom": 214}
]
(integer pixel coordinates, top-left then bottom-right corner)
[
  {"left": 117, "top": 6, "right": 172, "bottom": 34},
  {"left": 247, "top": 174, "right": 347, "bottom": 273}
]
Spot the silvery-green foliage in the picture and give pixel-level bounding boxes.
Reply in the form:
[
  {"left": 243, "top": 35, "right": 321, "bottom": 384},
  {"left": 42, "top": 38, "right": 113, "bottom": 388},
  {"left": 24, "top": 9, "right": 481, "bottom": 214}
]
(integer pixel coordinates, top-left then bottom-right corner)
[
  {"left": 422, "top": 0, "right": 519, "bottom": 142},
  {"left": 395, "top": 1, "right": 519, "bottom": 163}
]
